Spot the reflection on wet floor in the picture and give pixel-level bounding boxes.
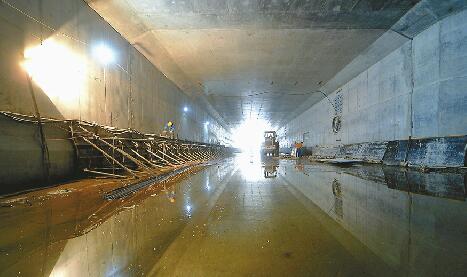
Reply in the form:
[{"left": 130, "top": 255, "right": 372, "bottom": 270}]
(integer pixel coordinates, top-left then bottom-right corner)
[{"left": 0, "top": 155, "right": 466, "bottom": 276}]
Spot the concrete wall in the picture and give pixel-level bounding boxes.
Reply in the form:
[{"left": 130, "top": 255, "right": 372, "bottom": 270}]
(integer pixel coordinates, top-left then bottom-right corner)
[
  {"left": 0, "top": 0, "right": 230, "bottom": 192},
  {"left": 0, "top": 0, "right": 228, "bottom": 144},
  {"left": 0, "top": 115, "right": 76, "bottom": 193},
  {"left": 280, "top": 9, "right": 467, "bottom": 149}
]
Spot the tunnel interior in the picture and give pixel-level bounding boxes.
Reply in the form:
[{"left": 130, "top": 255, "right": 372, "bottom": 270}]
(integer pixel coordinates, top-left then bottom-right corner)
[{"left": 0, "top": 0, "right": 466, "bottom": 276}]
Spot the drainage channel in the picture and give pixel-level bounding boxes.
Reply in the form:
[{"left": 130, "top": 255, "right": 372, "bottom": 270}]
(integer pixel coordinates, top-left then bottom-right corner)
[{"left": 104, "top": 165, "right": 197, "bottom": 200}]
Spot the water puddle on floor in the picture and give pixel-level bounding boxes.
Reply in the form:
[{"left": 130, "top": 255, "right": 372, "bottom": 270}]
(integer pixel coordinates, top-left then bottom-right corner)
[{"left": 0, "top": 156, "right": 466, "bottom": 276}]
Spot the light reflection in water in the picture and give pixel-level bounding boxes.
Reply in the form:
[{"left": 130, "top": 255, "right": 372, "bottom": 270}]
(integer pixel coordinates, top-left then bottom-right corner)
[
  {"left": 206, "top": 174, "right": 211, "bottom": 191},
  {"left": 184, "top": 203, "right": 193, "bottom": 218},
  {"left": 163, "top": 185, "right": 176, "bottom": 203},
  {"left": 0, "top": 159, "right": 465, "bottom": 276},
  {"left": 262, "top": 158, "right": 279, "bottom": 178},
  {"left": 236, "top": 153, "right": 264, "bottom": 181},
  {"left": 184, "top": 184, "right": 193, "bottom": 217},
  {"left": 49, "top": 267, "right": 67, "bottom": 277}
]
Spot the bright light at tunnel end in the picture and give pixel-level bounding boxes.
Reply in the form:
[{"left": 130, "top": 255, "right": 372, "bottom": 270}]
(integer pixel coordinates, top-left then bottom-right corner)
[{"left": 231, "top": 118, "right": 272, "bottom": 153}]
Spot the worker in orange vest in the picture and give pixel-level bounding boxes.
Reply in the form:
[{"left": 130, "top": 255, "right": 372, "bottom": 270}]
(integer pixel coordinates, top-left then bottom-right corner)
[{"left": 295, "top": 141, "right": 303, "bottom": 157}]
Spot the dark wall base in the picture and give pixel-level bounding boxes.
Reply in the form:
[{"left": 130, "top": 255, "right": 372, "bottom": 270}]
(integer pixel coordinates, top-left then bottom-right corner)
[
  {"left": 306, "top": 135, "right": 467, "bottom": 168},
  {"left": 0, "top": 115, "right": 77, "bottom": 196}
]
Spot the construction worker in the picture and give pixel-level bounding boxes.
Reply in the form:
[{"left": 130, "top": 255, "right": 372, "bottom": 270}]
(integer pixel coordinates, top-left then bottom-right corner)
[
  {"left": 295, "top": 141, "right": 303, "bottom": 157},
  {"left": 167, "top": 121, "right": 175, "bottom": 132},
  {"left": 162, "top": 121, "right": 176, "bottom": 139}
]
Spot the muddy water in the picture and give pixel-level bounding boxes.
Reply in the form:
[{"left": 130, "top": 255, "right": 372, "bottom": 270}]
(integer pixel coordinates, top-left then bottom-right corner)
[{"left": 0, "top": 155, "right": 466, "bottom": 276}]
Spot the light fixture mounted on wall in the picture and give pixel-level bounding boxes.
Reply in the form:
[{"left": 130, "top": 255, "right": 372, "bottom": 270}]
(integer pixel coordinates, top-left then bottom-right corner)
[
  {"left": 21, "top": 39, "right": 87, "bottom": 105},
  {"left": 92, "top": 43, "right": 115, "bottom": 65}
]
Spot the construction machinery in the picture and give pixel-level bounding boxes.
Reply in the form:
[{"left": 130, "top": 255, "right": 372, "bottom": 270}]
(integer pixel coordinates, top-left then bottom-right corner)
[
  {"left": 263, "top": 161, "right": 279, "bottom": 178},
  {"left": 260, "top": 131, "right": 279, "bottom": 157}
]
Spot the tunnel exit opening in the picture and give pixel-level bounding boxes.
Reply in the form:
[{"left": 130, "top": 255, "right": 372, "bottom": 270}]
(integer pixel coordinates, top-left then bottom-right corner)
[{"left": 231, "top": 118, "right": 272, "bottom": 154}]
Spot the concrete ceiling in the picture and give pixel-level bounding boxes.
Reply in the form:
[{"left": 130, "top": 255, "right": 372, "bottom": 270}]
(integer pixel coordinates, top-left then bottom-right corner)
[{"left": 86, "top": 0, "right": 419, "bottom": 129}]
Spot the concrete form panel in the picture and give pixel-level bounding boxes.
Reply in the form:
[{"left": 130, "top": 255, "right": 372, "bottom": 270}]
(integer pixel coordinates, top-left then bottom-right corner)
[
  {"left": 394, "top": 93, "right": 411, "bottom": 141},
  {"left": 438, "top": 77, "right": 467, "bottom": 136},
  {"left": 412, "top": 83, "right": 440, "bottom": 138},
  {"left": 413, "top": 22, "right": 440, "bottom": 88},
  {"left": 440, "top": 9, "right": 467, "bottom": 79}
]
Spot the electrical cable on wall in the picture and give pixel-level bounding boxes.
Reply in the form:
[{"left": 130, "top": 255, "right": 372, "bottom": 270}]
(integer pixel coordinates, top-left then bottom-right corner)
[{"left": 26, "top": 73, "right": 51, "bottom": 184}]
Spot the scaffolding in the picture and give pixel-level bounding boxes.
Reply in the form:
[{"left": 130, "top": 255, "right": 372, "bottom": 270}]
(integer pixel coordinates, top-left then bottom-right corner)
[{"left": 0, "top": 111, "right": 232, "bottom": 180}]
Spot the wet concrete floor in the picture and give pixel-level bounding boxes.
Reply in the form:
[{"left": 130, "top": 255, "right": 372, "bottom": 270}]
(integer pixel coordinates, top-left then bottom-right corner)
[{"left": 0, "top": 155, "right": 466, "bottom": 276}]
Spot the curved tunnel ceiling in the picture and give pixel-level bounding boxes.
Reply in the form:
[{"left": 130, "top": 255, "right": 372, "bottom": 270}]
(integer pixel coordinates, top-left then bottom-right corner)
[{"left": 86, "top": 0, "right": 419, "bottom": 129}]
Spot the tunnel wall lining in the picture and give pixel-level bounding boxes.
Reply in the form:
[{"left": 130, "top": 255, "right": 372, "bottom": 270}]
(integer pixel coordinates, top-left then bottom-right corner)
[
  {"left": 0, "top": 0, "right": 231, "bottom": 193},
  {"left": 0, "top": 114, "right": 76, "bottom": 194},
  {"left": 280, "top": 9, "right": 467, "bottom": 167},
  {"left": 0, "top": 0, "right": 229, "bottom": 145}
]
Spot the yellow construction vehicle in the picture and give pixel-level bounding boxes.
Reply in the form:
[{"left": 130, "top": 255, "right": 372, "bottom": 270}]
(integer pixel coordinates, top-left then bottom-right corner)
[{"left": 260, "top": 131, "right": 279, "bottom": 157}]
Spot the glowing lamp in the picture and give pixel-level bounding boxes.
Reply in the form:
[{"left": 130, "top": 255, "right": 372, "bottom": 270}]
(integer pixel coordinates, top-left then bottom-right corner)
[
  {"left": 21, "top": 39, "right": 86, "bottom": 105},
  {"left": 92, "top": 43, "right": 115, "bottom": 65}
]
